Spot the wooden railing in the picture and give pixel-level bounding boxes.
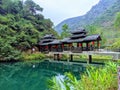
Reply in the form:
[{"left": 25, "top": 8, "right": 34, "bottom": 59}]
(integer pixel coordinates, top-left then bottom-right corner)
[
  {"left": 71, "top": 47, "right": 82, "bottom": 53},
  {"left": 40, "top": 46, "right": 97, "bottom": 53},
  {"left": 51, "top": 48, "right": 63, "bottom": 52},
  {"left": 63, "top": 47, "right": 71, "bottom": 51}
]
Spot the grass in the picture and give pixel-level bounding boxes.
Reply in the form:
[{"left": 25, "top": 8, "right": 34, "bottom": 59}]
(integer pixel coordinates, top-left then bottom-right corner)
[{"left": 22, "top": 52, "right": 46, "bottom": 61}]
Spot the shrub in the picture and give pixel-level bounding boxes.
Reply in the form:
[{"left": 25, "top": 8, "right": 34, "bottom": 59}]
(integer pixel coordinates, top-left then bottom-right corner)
[
  {"left": 79, "top": 62, "right": 117, "bottom": 90},
  {"left": 22, "top": 52, "right": 45, "bottom": 60},
  {"left": 48, "top": 62, "right": 118, "bottom": 90},
  {"left": 61, "top": 54, "right": 68, "bottom": 60}
]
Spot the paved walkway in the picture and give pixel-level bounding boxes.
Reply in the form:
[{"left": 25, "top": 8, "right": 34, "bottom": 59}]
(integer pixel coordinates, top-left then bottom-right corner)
[{"left": 49, "top": 50, "right": 120, "bottom": 60}]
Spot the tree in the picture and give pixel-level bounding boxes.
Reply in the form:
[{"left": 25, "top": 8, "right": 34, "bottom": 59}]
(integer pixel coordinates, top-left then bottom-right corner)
[
  {"left": 85, "top": 25, "right": 101, "bottom": 35},
  {"left": 24, "top": 0, "right": 43, "bottom": 15},
  {"left": 114, "top": 12, "right": 120, "bottom": 30},
  {"left": 85, "top": 25, "right": 106, "bottom": 47},
  {"left": 61, "top": 24, "right": 70, "bottom": 39},
  {"left": 0, "top": 0, "right": 56, "bottom": 61}
]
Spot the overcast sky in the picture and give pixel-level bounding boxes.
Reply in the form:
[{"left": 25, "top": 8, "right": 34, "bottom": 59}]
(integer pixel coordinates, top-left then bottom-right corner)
[{"left": 33, "top": 0, "right": 100, "bottom": 26}]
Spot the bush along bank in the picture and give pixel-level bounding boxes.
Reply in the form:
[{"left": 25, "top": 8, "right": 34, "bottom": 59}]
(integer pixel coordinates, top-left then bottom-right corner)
[
  {"left": 48, "top": 62, "right": 118, "bottom": 90},
  {"left": 22, "top": 52, "right": 46, "bottom": 61}
]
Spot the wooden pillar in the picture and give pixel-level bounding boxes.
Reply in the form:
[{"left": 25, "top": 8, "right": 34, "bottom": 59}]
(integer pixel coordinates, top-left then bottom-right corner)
[
  {"left": 53, "top": 54, "right": 55, "bottom": 60},
  {"left": 62, "top": 43, "right": 64, "bottom": 50},
  {"left": 80, "top": 43, "right": 83, "bottom": 50},
  {"left": 48, "top": 45, "right": 50, "bottom": 51},
  {"left": 86, "top": 43, "right": 89, "bottom": 51},
  {"left": 92, "top": 41, "right": 95, "bottom": 46},
  {"left": 56, "top": 45, "right": 58, "bottom": 52},
  {"left": 69, "top": 43, "right": 72, "bottom": 51},
  {"left": 88, "top": 55, "right": 92, "bottom": 63},
  {"left": 97, "top": 40, "right": 100, "bottom": 49},
  {"left": 39, "top": 46, "right": 41, "bottom": 52},
  {"left": 70, "top": 54, "right": 73, "bottom": 62},
  {"left": 54, "top": 54, "right": 56, "bottom": 60},
  {"left": 57, "top": 54, "right": 60, "bottom": 61},
  {"left": 77, "top": 43, "right": 79, "bottom": 47},
  {"left": 92, "top": 41, "right": 95, "bottom": 51}
]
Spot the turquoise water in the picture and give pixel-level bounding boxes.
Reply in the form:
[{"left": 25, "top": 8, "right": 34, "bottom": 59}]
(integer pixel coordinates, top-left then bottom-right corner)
[{"left": 0, "top": 61, "right": 85, "bottom": 90}]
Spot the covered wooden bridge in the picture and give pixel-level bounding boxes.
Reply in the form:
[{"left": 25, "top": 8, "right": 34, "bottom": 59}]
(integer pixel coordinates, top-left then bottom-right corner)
[
  {"left": 37, "top": 29, "right": 103, "bottom": 63},
  {"left": 38, "top": 29, "right": 101, "bottom": 53}
]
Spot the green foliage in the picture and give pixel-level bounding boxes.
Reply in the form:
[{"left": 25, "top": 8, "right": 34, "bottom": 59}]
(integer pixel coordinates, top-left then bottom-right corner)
[
  {"left": 61, "top": 54, "right": 68, "bottom": 60},
  {"left": 49, "top": 62, "right": 118, "bottom": 90},
  {"left": 61, "top": 24, "right": 71, "bottom": 39},
  {"left": 22, "top": 53, "right": 45, "bottom": 60},
  {"left": 114, "top": 12, "right": 120, "bottom": 30},
  {"left": 0, "top": 0, "right": 57, "bottom": 61},
  {"left": 24, "top": 0, "right": 43, "bottom": 15},
  {"left": 0, "top": 37, "right": 22, "bottom": 61},
  {"left": 48, "top": 77, "right": 63, "bottom": 90},
  {"left": 111, "top": 38, "right": 120, "bottom": 49},
  {"left": 85, "top": 25, "right": 106, "bottom": 46},
  {"left": 85, "top": 25, "right": 101, "bottom": 35},
  {"left": 79, "top": 62, "right": 117, "bottom": 90}
]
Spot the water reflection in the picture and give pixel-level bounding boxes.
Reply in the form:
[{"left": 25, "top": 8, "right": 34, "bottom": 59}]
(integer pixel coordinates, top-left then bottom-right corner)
[{"left": 0, "top": 61, "right": 85, "bottom": 90}]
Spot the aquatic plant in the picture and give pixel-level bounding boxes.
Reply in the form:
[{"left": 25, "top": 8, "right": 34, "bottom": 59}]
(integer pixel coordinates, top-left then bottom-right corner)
[{"left": 48, "top": 62, "right": 118, "bottom": 90}]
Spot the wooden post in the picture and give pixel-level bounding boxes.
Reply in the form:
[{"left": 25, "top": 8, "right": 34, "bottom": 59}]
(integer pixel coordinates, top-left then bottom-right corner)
[
  {"left": 48, "top": 45, "right": 51, "bottom": 51},
  {"left": 97, "top": 40, "right": 100, "bottom": 49},
  {"left": 39, "top": 46, "right": 41, "bottom": 52},
  {"left": 88, "top": 55, "right": 92, "bottom": 63},
  {"left": 70, "top": 54, "right": 73, "bottom": 62},
  {"left": 62, "top": 44, "right": 64, "bottom": 51},
  {"left": 81, "top": 43, "right": 83, "bottom": 51},
  {"left": 54, "top": 54, "right": 56, "bottom": 60},
  {"left": 57, "top": 54, "right": 60, "bottom": 61},
  {"left": 77, "top": 43, "right": 79, "bottom": 47},
  {"left": 56, "top": 45, "right": 58, "bottom": 52},
  {"left": 86, "top": 43, "right": 89, "bottom": 51}
]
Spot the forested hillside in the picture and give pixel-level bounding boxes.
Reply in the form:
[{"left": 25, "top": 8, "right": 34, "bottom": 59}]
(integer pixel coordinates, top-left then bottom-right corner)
[
  {"left": 94, "top": 0, "right": 120, "bottom": 28},
  {"left": 55, "top": 0, "right": 120, "bottom": 33},
  {"left": 0, "top": 0, "right": 57, "bottom": 61}
]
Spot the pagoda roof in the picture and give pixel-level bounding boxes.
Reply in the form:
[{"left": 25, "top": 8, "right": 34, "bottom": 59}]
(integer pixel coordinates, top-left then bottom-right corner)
[
  {"left": 38, "top": 34, "right": 102, "bottom": 46},
  {"left": 49, "top": 40, "right": 62, "bottom": 45},
  {"left": 83, "top": 34, "right": 101, "bottom": 42},
  {"left": 39, "top": 42, "right": 51, "bottom": 46},
  {"left": 43, "top": 34, "right": 56, "bottom": 39},
  {"left": 40, "top": 39, "right": 55, "bottom": 43},
  {"left": 61, "top": 34, "right": 101, "bottom": 43},
  {"left": 61, "top": 38, "right": 71, "bottom": 43},
  {"left": 70, "top": 33, "right": 87, "bottom": 39},
  {"left": 71, "top": 29, "right": 87, "bottom": 34},
  {"left": 67, "top": 38, "right": 84, "bottom": 43}
]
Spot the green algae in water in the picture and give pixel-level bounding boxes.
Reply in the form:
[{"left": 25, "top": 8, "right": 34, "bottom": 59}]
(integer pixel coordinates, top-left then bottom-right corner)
[{"left": 0, "top": 61, "right": 85, "bottom": 90}]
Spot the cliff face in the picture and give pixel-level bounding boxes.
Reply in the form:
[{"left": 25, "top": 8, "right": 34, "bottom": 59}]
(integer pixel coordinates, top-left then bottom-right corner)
[{"left": 55, "top": 0, "right": 119, "bottom": 33}]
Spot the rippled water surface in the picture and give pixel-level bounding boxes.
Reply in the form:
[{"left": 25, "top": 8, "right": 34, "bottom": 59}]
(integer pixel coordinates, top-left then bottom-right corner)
[{"left": 0, "top": 61, "right": 85, "bottom": 90}]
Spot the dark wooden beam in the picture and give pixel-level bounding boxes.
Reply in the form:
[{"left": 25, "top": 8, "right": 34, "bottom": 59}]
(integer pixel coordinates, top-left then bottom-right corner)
[
  {"left": 97, "top": 40, "right": 100, "bottom": 49},
  {"left": 88, "top": 55, "right": 92, "bottom": 63},
  {"left": 70, "top": 54, "right": 73, "bottom": 62},
  {"left": 57, "top": 54, "right": 60, "bottom": 61},
  {"left": 54, "top": 54, "right": 56, "bottom": 60}
]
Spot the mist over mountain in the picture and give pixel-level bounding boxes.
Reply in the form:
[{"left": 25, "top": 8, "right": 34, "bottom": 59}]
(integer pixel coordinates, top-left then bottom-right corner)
[{"left": 55, "top": 0, "right": 120, "bottom": 33}]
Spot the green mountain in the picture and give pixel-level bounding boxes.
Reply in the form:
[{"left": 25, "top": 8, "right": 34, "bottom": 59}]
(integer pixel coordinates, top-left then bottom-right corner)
[
  {"left": 94, "top": 0, "right": 120, "bottom": 28},
  {"left": 55, "top": 0, "right": 120, "bottom": 33}
]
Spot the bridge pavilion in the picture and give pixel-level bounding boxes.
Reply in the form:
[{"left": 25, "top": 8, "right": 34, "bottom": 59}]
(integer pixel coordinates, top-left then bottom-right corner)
[{"left": 38, "top": 29, "right": 101, "bottom": 53}]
